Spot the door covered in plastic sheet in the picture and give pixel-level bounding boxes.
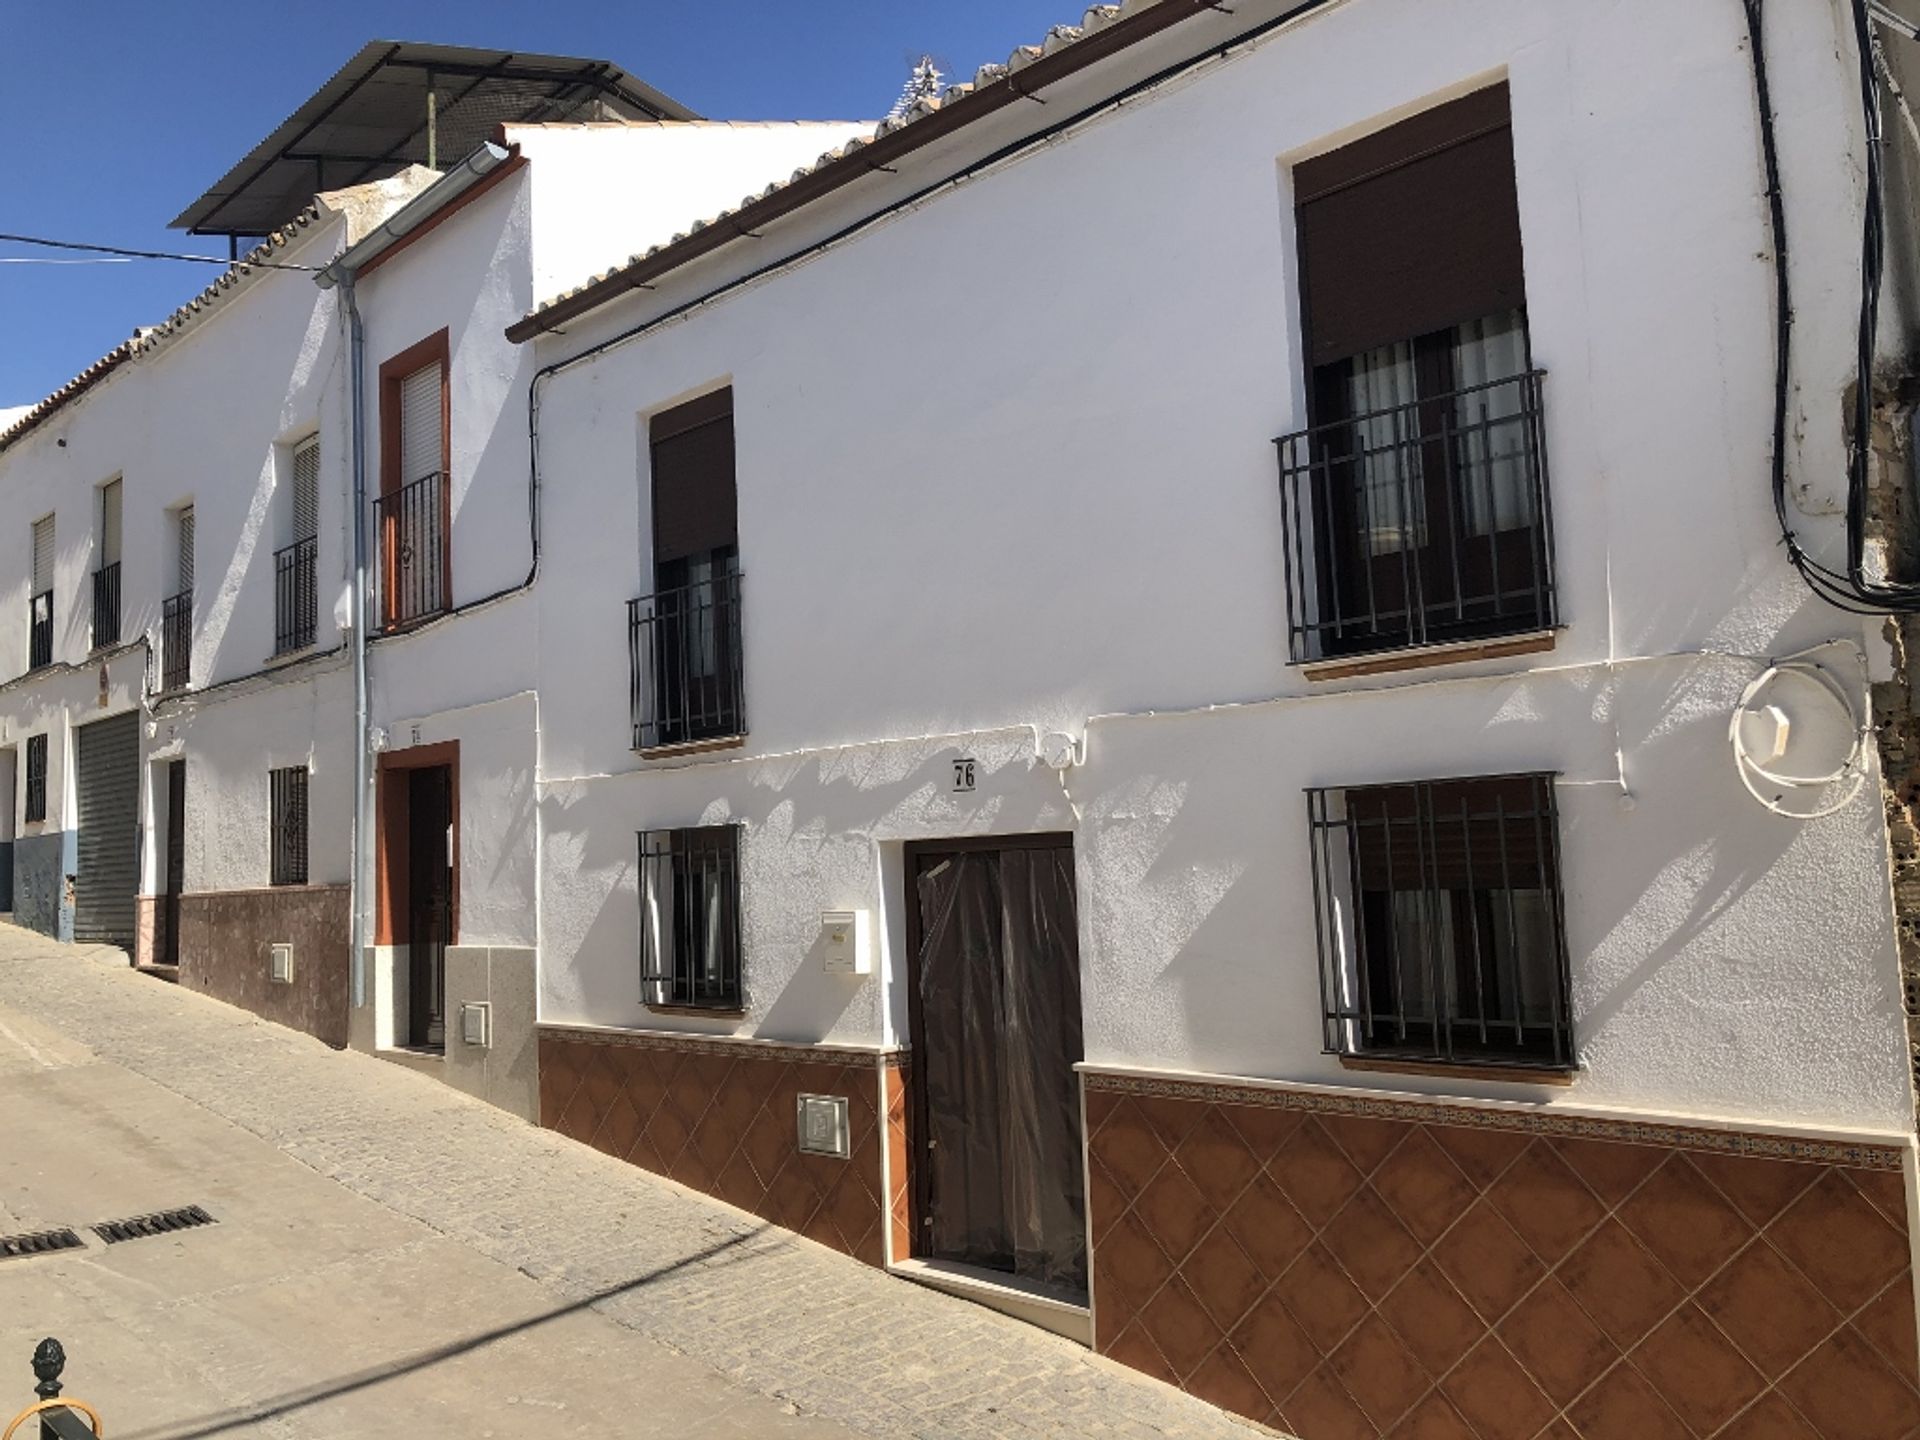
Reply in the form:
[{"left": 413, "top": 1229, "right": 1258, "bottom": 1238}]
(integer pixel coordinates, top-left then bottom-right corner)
[{"left": 906, "top": 835, "right": 1087, "bottom": 1297}]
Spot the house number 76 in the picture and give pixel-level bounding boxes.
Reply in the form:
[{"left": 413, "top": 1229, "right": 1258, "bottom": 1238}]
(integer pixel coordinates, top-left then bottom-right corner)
[{"left": 952, "top": 758, "right": 976, "bottom": 792}]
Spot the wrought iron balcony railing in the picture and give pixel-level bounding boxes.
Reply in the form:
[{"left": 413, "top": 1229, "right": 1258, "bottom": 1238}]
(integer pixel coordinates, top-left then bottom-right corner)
[
  {"left": 91, "top": 564, "right": 120, "bottom": 651},
  {"left": 628, "top": 570, "right": 745, "bottom": 750},
  {"left": 1275, "top": 369, "right": 1556, "bottom": 663},
  {"left": 374, "top": 471, "right": 448, "bottom": 629},
  {"left": 27, "top": 589, "right": 51, "bottom": 671},
  {"left": 160, "top": 591, "right": 191, "bottom": 692},
  {"left": 274, "top": 536, "right": 317, "bottom": 655}
]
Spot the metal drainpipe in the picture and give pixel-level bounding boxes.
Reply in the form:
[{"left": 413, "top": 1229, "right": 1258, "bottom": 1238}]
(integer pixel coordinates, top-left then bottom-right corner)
[{"left": 345, "top": 274, "right": 371, "bottom": 1011}]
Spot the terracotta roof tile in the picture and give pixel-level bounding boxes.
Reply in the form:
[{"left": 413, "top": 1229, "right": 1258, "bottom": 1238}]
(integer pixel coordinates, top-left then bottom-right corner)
[{"left": 517, "top": 1, "right": 1153, "bottom": 328}]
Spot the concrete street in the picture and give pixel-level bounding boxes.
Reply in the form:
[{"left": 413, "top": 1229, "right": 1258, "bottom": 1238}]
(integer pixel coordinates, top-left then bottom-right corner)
[{"left": 0, "top": 925, "right": 1254, "bottom": 1439}]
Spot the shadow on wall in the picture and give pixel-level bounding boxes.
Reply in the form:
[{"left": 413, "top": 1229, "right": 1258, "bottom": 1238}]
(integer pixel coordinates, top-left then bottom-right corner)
[
  {"left": 547, "top": 731, "right": 1057, "bottom": 1043},
  {"left": 1075, "top": 575, "right": 1891, "bottom": 1113}
]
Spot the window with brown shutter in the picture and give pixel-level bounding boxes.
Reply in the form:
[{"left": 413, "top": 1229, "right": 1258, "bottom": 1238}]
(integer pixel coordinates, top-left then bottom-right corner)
[
  {"left": 1278, "top": 83, "right": 1557, "bottom": 663},
  {"left": 630, "top": 388, "right": 744, "bottom": 749},
  {"left": 376, "top": 331, "right": 451, "bottom": 628},
  {"left": 650, "top": 387, "right": 737, "bottom": 566}
]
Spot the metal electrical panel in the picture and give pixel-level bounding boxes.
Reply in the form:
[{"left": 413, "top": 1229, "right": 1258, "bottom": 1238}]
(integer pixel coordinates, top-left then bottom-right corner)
[{"left": 796, "top": 1094, "right": 850, "bottom": 1158}]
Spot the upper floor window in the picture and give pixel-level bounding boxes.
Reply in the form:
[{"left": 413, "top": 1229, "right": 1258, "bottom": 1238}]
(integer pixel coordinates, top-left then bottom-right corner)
[
  {"left": 160, "top": 505, "right": 193, "bottom": 692},
  {"left": 630, "top": 387, "right": 744, "bottom": 751},
  {"left": 637, "top": 823, "right": 743, "bottom": 1010},
  {"left": 275, "top": 435, "right": 319, "bottom": 655},
  {"left": 1306, "top": 772, "right": 1574, "bottom": 1070},
  {"left": 23, "top": 734, "right": 47, "bottom": 824},
  {"left": 377, "top": 332, "right": 450, "bottom": 629},
  {"left": 1278, "top": 83, "right": 1556, "bottom": 664},
  {"left": 27, "top": 515, "right": 53, "bottom": 672},
  {"left": 93, "top": 479, "right": 121, "bottom": 651}
]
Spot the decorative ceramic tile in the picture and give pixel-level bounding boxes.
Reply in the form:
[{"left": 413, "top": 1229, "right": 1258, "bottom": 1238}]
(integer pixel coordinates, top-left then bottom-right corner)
[
  {"left": 539, "top": 1026, "right": 897, "bottom": 1266},
  {"left": 1084, "top": 1071, "right": 1920, "bottom": 1439}
]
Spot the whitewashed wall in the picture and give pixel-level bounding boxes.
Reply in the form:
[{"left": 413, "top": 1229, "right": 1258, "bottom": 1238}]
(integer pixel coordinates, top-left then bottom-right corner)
[
  {"left": 511, "top": 122, "right": 876, "bottom": 306},
  {"left": 0, "top": 211, "right": 354, "bottom": 898},
  {"left": 527, "top": 0, "right": 1914, "bottom": 1128}
]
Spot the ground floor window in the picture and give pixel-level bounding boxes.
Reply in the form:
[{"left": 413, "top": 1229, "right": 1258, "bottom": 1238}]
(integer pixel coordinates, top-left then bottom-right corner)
[
  {"left": 24, "top": 734, "right": 47, "bottom": 824},
  {"left": 637, "top": 824, "right": 742, "bottom": 1010},
  {"left": 1307, "top": 772, "right": 1573, "bottom": 1069},
  {"left": 269, "top": 766, "right": 308, "bottom": 887}
]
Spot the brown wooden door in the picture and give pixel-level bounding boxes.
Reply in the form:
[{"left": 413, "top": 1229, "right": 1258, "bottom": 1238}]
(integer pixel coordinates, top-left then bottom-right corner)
[
  {"left": 407, "top": 764, "right": 453, "bottom": 1048},
  {"left": 161, "top": 760, "right": 185, "bottom": 967},
  {"left": 906, "top": 835, "right": 1087, "bottom": 1296}
]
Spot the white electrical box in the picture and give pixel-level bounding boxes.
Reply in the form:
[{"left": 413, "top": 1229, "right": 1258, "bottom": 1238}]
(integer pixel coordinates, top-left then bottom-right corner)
[
  {"left": 820, "top": 909, "right": 871, "bottom": 975},
  {"left": 269, "top": 944, "right": 294, "bottom": 985},
  {"left": 460, "top": 1001, "right": 491, "bottom": 1049}
]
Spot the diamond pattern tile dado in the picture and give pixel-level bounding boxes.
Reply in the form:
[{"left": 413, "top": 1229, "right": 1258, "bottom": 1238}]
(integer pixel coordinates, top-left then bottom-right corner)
[
  {"left": 1083, "top": 1072, "right": 1919, "bottom": 1439},
  {"left": 539, "top": 1027, "right": 898, "bottom": 1267},
  {"left": 884, "top": 1063, "right": 911, "bottom": 1266}
]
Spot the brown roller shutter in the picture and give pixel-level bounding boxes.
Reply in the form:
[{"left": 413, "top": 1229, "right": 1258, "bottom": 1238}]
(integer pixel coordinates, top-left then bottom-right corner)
[
  {"left": 650, "top": 387, "right": 736, "bottom": 565},
  {"left": 1296, "top": 84, "right": 1525, "bottom": 367}
]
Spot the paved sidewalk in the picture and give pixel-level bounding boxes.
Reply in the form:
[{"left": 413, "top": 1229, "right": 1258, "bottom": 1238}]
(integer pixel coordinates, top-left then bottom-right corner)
[{"left": 0, "top": 925, "right": 1260, "bottom": 1439}]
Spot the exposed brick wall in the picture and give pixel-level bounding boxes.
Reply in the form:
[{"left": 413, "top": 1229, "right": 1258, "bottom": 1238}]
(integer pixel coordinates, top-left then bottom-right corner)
[{"left": 1874, "top": 614, "right": 1920, "bottom": 1128}]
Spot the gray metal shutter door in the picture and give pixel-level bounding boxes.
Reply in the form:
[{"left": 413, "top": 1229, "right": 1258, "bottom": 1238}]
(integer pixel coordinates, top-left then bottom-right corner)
[
  {"left": 292, "top": 436, "right": 319, "bottom": 541},
  {"left": 31, "top": 516, "right": 53, "bottom": 592},
  {"left": 177, "top": 507, "right": 195, "bottom": 595},
  {"left": 100, "top": 480, "right": 122, "bottom": 566},
  {"left": 400, "top": 364, "right": 441, "bottom": 485},
  {"left": 74, "top": 711, "right": 139, "bottom": 950}
]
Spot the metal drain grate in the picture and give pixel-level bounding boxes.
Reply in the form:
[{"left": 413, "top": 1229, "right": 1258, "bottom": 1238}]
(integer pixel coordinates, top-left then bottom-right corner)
[
  {"left": 0, "top": 1227, "right": 84, "bottom": 1261},
  {"left": 92, "top": 1206, "right": 216, "bottom": 1245}
]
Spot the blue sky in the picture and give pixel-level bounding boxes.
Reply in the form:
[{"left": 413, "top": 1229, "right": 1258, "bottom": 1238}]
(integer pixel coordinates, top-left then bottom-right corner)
[{"left": 0, "top": 1, "right": 1072, "bottom": 408}]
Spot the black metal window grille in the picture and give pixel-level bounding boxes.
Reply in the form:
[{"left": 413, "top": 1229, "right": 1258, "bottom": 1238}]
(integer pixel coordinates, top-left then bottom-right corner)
[
  {"left": 269, "top": 766, "right": 309, "bottom": 887},
  {"left": 638, "top": 824, "right": 743, "bottom": 1010},
  {"left": 628, "top": 559, "right": 744, "bottom": 750},
  {"left": 91, "top": 564, "right": 120, "bottom": 650},
  {"left": 1306, "top": 773, "right": 1574, "bottom": 1070},
  {"left": 274, "top": 537, "right": 317, "bottom": 654},
  {"left": 375, "top": 471, "right": 448, "bottom": 629},
  {"left": 27, "top": 590, "right": 51, "bottom": 671},
  {"left": 159, "top": 591, "right": 191, "bottom": 692},
  {"left": 23, "top": 735, "right": 46, "bottom": 824},
  {"left": 1276, "top": 356, "right": 1556, "bottom": 663}
]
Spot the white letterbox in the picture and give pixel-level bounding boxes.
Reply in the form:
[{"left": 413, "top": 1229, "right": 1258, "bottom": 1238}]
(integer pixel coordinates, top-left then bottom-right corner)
[{"left": 820, "top": 909, "right": 871, "bottom": 975}]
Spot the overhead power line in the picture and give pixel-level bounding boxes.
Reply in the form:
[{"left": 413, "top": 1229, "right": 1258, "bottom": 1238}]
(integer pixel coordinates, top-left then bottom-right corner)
[{"left": 0, "top": 232, "right": 323, "bottom": 273}]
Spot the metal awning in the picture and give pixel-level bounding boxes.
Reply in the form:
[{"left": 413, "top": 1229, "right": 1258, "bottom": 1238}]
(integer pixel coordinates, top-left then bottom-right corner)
[{"left": 171, "top": 41, "right": 697, "bottom": 238}]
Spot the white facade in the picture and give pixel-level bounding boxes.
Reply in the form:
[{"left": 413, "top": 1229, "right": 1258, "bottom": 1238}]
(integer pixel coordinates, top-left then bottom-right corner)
[
  {"left": 7, "top": 5, "right": 1920, "bottom": 1420},
  {"left": 524, "top": 0, "right": 1916, "bottom": 1132}
]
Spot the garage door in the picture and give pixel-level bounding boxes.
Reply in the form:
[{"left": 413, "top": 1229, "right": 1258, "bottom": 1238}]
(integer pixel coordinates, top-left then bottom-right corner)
[{"left": 75, "top": 711, "right": 140, "bottom": 951}]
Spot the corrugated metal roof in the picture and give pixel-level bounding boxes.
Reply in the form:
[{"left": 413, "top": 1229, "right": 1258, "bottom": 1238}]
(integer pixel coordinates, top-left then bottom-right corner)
[{"left": 172, "top": 41, "right": 697, "bottom": 238}]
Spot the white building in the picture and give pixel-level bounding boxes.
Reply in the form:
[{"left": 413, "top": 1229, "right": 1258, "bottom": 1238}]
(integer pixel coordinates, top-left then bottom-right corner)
[
  {"left": 0, "top": 48, "right": 866, "bottom": 1108},
  {"left": 513, "top": 0, "right": 1920, "bottom": 1433},
  {"left": 6, "top": 5, "right": 1920, "bottom": 1435}
]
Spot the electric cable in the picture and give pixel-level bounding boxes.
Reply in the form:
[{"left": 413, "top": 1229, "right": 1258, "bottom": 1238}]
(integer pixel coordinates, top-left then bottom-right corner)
[
  {"left": 1727, "top": 641, "right": 1872, "bottom": 818},
  {"left": 1749, "top": 0, "right": 1920, "bottom": 614},
  {"left": 0, "top": 232, "right": 323, "bottom": 273}
]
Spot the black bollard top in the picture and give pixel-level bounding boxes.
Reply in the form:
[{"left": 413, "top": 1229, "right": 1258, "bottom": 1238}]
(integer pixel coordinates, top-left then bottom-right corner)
[{"left": 31, "top": 1338, "right": 64, "bottom": 1400}]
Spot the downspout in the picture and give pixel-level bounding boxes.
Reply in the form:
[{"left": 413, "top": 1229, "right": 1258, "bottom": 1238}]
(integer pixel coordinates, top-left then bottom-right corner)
[
  {"left": 316, "top": 142, "right": 513, "bottom": 1016},
  {"left": 345, "top": 273, "right": 371, "bottom": 1010}
]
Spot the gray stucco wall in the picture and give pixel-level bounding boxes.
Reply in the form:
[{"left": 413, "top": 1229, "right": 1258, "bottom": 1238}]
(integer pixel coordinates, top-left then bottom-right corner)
[{"left": 13, "top": 831, "right": 72, "bottom": 941}]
